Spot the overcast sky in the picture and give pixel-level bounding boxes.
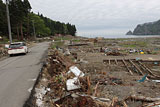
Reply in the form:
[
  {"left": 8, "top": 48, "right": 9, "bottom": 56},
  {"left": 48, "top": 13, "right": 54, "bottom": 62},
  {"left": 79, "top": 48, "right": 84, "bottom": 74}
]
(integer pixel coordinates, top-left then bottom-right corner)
[{"left": 28, "top": 0, "right": 160, "bottom": 36}]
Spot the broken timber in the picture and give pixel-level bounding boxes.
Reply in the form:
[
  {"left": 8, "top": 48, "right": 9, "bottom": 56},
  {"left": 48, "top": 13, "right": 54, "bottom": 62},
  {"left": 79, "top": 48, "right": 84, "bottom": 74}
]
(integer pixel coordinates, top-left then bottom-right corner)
[
  {"left": 122, "top": 59, "right": 133, "bottom": 75},
  {"left": 138, "top": 61, "right": 160, "bottom": 78},
  {"left": 103, "top": 59, "right": 160, "bottom": 78},
  {"left": 142, "top": 100, "right": 160, "bottom": 107},
  {"left": 129, "top": 59, "right": 144, "bottom": 75},
  {"left": 109, "top": 59, "right": 111, "bottom": 65},
  {"left": 115, "top": 59, "right": 118, "bottom": 65}
]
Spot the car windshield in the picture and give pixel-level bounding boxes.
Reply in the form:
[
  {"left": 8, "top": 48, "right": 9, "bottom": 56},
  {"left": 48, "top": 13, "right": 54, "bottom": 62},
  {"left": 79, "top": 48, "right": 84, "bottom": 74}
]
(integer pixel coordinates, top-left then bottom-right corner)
[{"left": 9, "top": 43, "right": 23, "bottom": 49}]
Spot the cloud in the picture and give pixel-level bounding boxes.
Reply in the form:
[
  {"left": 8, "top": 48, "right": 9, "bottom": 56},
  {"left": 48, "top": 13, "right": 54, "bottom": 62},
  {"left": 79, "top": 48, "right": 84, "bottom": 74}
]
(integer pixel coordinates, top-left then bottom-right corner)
[{"left": 28, "top": 0, "right": 160, "bottom": 36}]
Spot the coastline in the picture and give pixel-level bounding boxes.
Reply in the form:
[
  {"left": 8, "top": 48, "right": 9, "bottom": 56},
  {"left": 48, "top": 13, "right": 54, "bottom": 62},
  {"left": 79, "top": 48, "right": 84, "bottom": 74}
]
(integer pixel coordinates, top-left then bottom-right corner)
[{"left": 78, "top": 35, "right": 160, "bottom": 39}]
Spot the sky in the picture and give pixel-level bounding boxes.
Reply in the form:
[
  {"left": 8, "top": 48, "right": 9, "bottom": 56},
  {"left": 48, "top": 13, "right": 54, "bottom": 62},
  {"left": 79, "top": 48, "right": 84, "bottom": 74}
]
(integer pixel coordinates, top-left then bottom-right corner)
[{"left": 28, "top": 0, "right": 160, "bottom": 37}]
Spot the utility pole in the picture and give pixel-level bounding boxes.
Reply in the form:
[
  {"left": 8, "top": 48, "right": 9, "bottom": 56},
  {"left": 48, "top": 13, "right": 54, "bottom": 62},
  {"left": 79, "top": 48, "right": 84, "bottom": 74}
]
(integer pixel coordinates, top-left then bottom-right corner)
[
  {"left": 6, "top": 0, "right": 12, "bottom": 43},
  {"left": 32, "top": 20, "right": 36, "bottom": 40}
]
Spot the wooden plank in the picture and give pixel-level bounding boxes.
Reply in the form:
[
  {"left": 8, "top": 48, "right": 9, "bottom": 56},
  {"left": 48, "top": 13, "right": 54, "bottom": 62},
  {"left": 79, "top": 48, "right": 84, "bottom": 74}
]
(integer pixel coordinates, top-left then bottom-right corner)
[
  {"left": 115, "top": 59, "right": 118, "bottom": 65},
  {"left": 141, "top": 60, "right": 160, "bottom": 62},
  {"left": 122, "top": 59, "right": 133, "bottom": 75},
  {"left": 129, "top": 59, "right": 144, "bottom": 75},
  {"left": 138, "top": 61, "right": 160, "bottom": 78},
  {"left": 126, "top": 95, "right": 160, "bottom": 102},
  {"left": 142, "top": 100, "right": 160, "bottom": 107},
  {"left": 109, "top": 59, "right": 111, "bottom": 65}
]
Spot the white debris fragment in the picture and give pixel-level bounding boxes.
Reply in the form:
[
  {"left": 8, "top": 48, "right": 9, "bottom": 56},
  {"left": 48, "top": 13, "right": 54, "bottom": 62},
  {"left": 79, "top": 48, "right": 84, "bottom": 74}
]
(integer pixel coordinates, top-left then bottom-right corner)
[
  {"left": 68, "top": 66, "right": 84, "bottom": 77},
  {"left": 153, "top": 105, "right": 160, "bottom": 107},
  {"left": 53, "top": 59, "right": 60, "bottom": 63},
  {"left": 66, "top": 66, "right": 85, "bottom": 91},
  {"left": 36, "top": 99, "right": 44, "bottom": 107},
  {"left": 47, "top": 88, "right": 51, "bottom": 91},
  {"left": 5, "top": 44, "right": 9, "bottom": 49},
  {"left": 42, "top": 78, "right": 48, "bottom": 82},
  {"left": 152, "top": 80, "right": 160, "bottom": 83},
  {"left": 28, "top": 78, "right": 36, "bottom": 82},
  {"left": 66, "top": 77, "right": 81, "bottom": 91},
  {"left": 35, "top": 86, "right": 49, "bottom": 107},
  {"left": 35, "top": 87, "right": 47, "bottom": 99},
  {"left": 28, "top": 87, "right": 33, "bottom": 93},
  {"left": 65, "top": 49, "right": 70, "bottom": 55}
]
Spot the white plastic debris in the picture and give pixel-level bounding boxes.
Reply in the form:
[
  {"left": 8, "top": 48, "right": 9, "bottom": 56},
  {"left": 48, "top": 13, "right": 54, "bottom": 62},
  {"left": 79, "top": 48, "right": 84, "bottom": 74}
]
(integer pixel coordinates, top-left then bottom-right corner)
[
  {"left": 66, "top": 66, "right": 85, "bottom": 91},
  {"left": 42, "top": 78, "right": 48, "bottom": 82},
  {"left": 35, "top": 86, "right": 49, "bottom": 107},
  {"left": 153, "top": 105, "right": 160, "bottom": 107},
  {"left": 66, "top": 77, "right": 80, "bottom": 91},
  {"left": 65, "top": 49, "right": 71, "bottom": 55},
  {"left": 47, "top": 88, "right": 51, "bottom": 91},
  {"left": 53, "top": 59, "right": 60, "bottom": 63},
  {"left": 152, "top": 80, "right": 160, "bottom": 83},
  {"left": 35, "top": 87, "right": 47, "bottom": 100},
  {"left": 36, "top": 99, "right": 44, "bottom": 107},
  {"left": 5, "top": 44, "right": 9, "bottom": 49},
  {"left": 68, "top": 66, "right": 84, "bottom": 77}
]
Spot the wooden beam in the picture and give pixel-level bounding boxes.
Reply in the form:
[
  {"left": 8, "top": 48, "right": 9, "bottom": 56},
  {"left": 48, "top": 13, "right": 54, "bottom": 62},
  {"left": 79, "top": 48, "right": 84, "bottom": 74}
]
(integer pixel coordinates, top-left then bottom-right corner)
[
  {"left": 129, "top": 59, "right": 144, "bottom": 75},
  {"left": 109, "top": 59, "right": 111, "bottom": 65},
  {"left": 138, "top": 61, "right": 160, "bottom": 78},
  {"left": 115, "top": 59, "right": 118, "bottom": 65},
  {"left": 126, "top": 95, "right": 160, "bottom": 102},
  {"left": 142, "top": 100, "right": 160, "bottom": 107},
  {"left": 122, "top": 59, "right": 133, "bottom": 75}
]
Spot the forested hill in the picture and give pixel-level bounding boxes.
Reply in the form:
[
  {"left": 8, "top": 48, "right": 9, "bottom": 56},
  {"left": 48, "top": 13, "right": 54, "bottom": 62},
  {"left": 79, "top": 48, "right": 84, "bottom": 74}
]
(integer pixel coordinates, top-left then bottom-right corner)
[
  {"left": 126, "top": 19, "right": 160, "bottom": 35},
  {"left": 0, "top": 0, "right": 76, "bottom": 40}
]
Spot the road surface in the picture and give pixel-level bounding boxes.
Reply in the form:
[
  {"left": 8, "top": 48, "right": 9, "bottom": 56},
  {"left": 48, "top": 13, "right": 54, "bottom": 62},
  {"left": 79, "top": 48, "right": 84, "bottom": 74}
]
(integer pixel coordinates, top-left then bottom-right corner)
[{"left": 0, "top": 42, "right": 49, "bottom": 107}]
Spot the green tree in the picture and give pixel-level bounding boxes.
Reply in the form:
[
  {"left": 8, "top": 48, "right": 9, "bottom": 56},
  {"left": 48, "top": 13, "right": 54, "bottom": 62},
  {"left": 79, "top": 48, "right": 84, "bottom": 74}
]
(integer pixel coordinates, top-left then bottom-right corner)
[
  {"left": 0, "top": 0, "right": 77, "bottom": 39},
  {"left": 0, "top": 0, "right": 7, "bottom": 35},
  {"left": 30, "top": 13, "right": 51, "bottom": 37}
]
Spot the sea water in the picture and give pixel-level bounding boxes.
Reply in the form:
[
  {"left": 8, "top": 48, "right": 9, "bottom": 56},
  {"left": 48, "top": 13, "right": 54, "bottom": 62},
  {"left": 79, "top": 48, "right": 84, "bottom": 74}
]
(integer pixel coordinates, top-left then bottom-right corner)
[{"left": 80, "top": 35, "right": 160, "bottom": 39}]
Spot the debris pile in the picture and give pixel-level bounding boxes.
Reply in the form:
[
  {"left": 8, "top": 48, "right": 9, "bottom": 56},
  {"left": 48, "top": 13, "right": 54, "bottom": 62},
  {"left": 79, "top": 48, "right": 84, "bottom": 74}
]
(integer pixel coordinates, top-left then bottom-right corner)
[
  {"left": 0, "top": 44, "right": 7, "bottom": 58},
  {"left": 24, "top": 37, "right": 160, "bottom": 107},
  {"left": 24, "top": 50, "right": 113, "bottom": 107}
]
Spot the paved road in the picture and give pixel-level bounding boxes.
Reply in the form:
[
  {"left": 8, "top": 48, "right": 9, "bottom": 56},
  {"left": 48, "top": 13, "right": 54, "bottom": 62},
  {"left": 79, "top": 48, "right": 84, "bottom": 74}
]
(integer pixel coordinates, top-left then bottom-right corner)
[{"left": 0, "top": 42, "right": 49, "bottom": 107}]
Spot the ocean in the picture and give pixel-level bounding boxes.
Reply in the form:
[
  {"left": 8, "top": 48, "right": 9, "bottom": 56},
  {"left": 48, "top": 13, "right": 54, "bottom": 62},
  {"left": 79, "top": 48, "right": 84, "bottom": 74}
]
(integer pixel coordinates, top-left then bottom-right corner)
[{"left": 79, "top": 35, "right": 160, "bottom": 39}]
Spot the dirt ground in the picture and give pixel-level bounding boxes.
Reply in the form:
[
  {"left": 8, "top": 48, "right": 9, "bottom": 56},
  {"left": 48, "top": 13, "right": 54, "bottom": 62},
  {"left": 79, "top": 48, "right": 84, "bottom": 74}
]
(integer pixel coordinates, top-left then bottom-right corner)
[{"left": 70, "top": 40, "right": 160, "bottom": 99}]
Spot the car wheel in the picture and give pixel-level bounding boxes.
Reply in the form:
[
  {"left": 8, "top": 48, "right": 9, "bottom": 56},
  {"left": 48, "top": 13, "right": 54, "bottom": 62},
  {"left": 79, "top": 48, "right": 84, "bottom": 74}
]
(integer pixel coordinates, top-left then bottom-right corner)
[{"left": 9, "top": 54, "right": 13, "bottom": 57}]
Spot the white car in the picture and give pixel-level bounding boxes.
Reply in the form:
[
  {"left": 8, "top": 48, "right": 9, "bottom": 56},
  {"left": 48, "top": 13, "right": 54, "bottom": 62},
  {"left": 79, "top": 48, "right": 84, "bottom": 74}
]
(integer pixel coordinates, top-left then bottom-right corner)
[{"left": 8, "top": 42, "right": 28, "bottom": 56}]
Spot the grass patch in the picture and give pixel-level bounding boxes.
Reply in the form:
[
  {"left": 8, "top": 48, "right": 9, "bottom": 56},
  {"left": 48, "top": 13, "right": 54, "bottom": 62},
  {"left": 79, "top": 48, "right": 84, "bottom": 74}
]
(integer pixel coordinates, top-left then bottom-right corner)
[
  {"left": 54, "top": 36, "right": 72, "bottom": 41},
  {"left": 0, "top": 37, "right": 9, "bottom": 44},
  {"left": 73, "top": 39, "right": 80, "bottom": 42},
  {"left": 51, "top": 41, "right": 64, "bottom": 49},
  {"left": 120, "top": 41, "right": 147, "bottom": 48}
]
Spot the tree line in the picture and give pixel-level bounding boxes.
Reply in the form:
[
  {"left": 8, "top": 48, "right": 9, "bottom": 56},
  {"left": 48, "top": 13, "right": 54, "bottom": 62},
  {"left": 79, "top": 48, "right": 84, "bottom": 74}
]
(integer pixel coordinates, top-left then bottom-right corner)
[{"left": 0, "top": 0, "right": 77, "bottom": 40}]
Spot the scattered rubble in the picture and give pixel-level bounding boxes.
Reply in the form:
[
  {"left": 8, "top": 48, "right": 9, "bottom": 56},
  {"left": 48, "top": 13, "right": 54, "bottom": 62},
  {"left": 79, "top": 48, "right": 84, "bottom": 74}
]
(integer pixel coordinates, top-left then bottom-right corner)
[
  {"left": 24, "top": 37, "right": 160, "bottom": 107},
  {"left": 0, "top": 44, "right": 7, "bottom": 58}
]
